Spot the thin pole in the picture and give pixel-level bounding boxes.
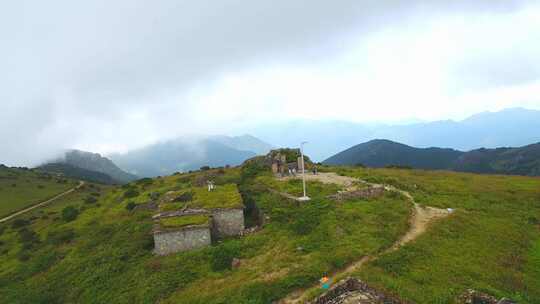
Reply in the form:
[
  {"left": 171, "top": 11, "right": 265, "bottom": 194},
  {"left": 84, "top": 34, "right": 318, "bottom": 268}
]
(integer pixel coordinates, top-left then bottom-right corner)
[{"left": 301, "top": 141, "right": 307, "bottom": 198}]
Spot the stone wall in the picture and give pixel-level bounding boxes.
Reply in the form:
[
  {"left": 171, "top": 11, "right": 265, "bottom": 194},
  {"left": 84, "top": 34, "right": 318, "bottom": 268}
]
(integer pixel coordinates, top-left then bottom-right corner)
[
  {"left": 456, "top": 289, "right": 516, "bottom": 304},
  {"left": 309, "top": 277, "right": 405, "bottom": 304},
  {"left": 153, "top": 226, "right": 211, "bottom": 256},
  {"left": 211, "top": 208, "right": 245, "bottom": 237}
]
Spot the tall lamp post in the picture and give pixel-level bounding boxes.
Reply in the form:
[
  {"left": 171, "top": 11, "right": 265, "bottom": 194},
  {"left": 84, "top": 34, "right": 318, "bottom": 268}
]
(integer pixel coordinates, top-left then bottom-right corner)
[{"left": 299, "top": 141, "right": 310, "bottom": 201}]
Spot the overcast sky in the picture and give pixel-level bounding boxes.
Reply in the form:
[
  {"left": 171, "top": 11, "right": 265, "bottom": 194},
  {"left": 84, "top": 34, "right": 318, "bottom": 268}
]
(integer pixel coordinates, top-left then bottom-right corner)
[{"left": 2, "top": 0, "right": 540, "bottom": 166}]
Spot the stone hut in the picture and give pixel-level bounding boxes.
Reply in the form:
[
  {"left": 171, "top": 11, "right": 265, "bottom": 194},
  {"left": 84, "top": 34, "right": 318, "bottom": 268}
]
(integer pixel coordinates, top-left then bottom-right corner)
[
  {"left": 211, "top": 208, "right": 245, "bottom": 237},
  {"left": 152, "top": 183, "right": 245, "bottom": 255},
  {"left": 153, "top": 210, "right": 211, "bottom": 255}
]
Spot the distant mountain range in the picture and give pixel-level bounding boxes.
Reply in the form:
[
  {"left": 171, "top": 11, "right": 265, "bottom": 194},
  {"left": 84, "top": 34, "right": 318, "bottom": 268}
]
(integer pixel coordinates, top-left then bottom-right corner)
[
  {"left": 39, "top": 150, "right": 138, "bottom": 184},
  {"left": 323, "top": 139, "right": 540, "bottom": 176},
  {"left": 252, "top": 108, "right": 540, "bottom": 161},
  {"left": 109, "top": 134, "right": 273, "bottom": 177}
]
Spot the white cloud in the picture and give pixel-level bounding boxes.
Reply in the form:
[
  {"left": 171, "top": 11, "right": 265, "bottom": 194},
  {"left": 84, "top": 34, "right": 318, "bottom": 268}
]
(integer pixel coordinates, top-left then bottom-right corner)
[{"left": 1, "top": 0, "right": 539, "bottom": 165}]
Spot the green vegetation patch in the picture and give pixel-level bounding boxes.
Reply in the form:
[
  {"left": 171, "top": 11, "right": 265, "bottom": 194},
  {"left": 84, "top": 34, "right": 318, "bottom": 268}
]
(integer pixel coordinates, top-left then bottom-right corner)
[
  {"left": 159, "top": 214, "right": 209, "bottom": 229},
  {"left": 190, "top": 183, "right": 243, "bottom": 209},
  {"left": 328, "top": 166, "right": 540, "bottom": 304},
  {"left": 0, "top": 166, "right": 77, "bottom": 217},
  {"left": 0, "top": 166, "right": 410, "bottom": 304}
]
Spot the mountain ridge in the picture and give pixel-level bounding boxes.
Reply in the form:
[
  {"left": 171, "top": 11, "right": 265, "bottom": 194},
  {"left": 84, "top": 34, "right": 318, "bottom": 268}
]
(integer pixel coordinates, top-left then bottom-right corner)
[
  {"left": 323, "top": 139, "right": 540, "bottom": 176},
  {"left": 39, "top": 150, "right": 138, "bottom": 184},
  {"left": 252, "top": 107, "right": 540, "bottom": 161}
]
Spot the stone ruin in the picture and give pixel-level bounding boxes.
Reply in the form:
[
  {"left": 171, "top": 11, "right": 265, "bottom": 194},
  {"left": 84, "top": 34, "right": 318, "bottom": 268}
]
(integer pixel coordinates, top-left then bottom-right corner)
[
  {"left": 152, "top": 184, "right": 246, "bottom": 256},
  {"left": 456, "top": 289, "right": 516, "bottom": 304},
  {"left": 309, "top": 277, "right": 405, "bottom": 304},
  {"left": 309, "top": 279, "right": 517, "bottom": 304},
  {"left": 153, "top": 207, "right": 245, "bottom": 255},
  {"left": 267, "top": 148, "right": 308, "bottom": 176},
  {"left": 153, "top": 211, "right": 212, "bottom": 256}
]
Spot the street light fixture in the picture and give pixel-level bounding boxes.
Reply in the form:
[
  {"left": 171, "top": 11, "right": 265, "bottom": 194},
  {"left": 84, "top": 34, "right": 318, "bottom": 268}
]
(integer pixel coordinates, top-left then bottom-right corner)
[{"left": 298, "top": 141, "right": 310, "bottom": 201}]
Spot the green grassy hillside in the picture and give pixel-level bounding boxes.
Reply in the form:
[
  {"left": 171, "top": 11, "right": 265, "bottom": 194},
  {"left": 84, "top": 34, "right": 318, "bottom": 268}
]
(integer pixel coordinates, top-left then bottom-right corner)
[
  {"left": 0, "top": 165, "right": 410, "bottom": 303},
  {"left": 328, "top": 166, "right": 540, "bottom": 303},
  {"left": 1, "top": 163, "right": 539, "bottom": 303},
  {"left": 0, "top": 166, "right": 78, "bottom": 218}
]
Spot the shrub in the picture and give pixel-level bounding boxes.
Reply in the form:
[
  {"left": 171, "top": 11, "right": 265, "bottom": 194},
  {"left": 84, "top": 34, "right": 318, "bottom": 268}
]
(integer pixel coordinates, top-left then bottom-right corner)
[
  {"left": 200, "top": 166, "right": 211, "bottom": 171},
  {"left": 211, "top": 243, "right": 240, "bottom": 272},
  {"left": 11, "top": 219, "right": 29, "bottom": 229},
  {"left": 136, "top": 177, "right": 153, "bottom": 186},
  {"left": 18, "top": 228, "right": 40, "bottom": 249},
  {"left": 240, "top": 158, "right": 266, "bottom": 182},
  {"left": 61, "top": 206, "right": 79, "bottom": 222},
  {"left": 528, "top": 216, "right": 539, "bottom": 225},
  {"left": 126, "top": 201, "right": 137, "bottom": 211},
  {"left": 123, "top": 189, "right": 140, "bottom": 198},
  {"left": 17, "top": 251, "right": 31, "bottom": 261},
  {"left": 173, "top": 191, "right": 193, "bottom": 203},
  {"left": 385, "top": 164, "right": 412, "bottom": 169},
  {"left": 47, "top": 228, "right": 76, "bottom": 245},
  {"left": 84, "top": 196, "right": 97, "bottom": 204}
]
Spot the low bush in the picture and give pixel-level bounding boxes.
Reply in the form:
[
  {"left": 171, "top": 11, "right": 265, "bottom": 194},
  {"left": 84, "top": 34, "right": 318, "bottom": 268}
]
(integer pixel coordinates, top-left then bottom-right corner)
[
  {"left": 123, "top": 189, "right": 140, "bottom": 198},
  {"left": 18, "top": 228, "right": 40, "bottom": 250},
  {"left": 47, "top": 228, "right": 76, "bottom": 245},
  {"left": 61, "top": 206, "right": 79, "bottom": 222},
  {"left": 136, "top": 177, "right": 154, "bottom": 186},
  {"left": 211, "top": 243, "right": 240, "bottom": 272},
  {"left": 84, "top": 196, "right": 97, "bottom": 204},
  {"left": 11, "top": 219, "right": 29, "bottom": 229},
  {"left": 17, "top": 251, "right": 31, "bottom": 261},
  {"left": 125, "top": 201, "right": 137, "bottom": 211},
  {"left": 173, "top": 191, "right": 193, "bottom": 203}
]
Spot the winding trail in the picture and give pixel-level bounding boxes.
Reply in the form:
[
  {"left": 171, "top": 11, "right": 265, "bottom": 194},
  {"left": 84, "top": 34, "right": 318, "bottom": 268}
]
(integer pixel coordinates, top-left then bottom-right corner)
[
  {"left": 0, "top": 181, "right": 84, "bottom": 223},
  {"left": 278, "top": 173, "right": 450, "bottom": 303}
]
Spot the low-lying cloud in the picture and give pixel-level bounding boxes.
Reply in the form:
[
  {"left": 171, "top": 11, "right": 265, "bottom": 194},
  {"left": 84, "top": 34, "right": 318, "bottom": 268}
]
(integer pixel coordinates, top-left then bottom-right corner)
[{"left": 1, "top": 0, "right": 539, "bottom": 166}]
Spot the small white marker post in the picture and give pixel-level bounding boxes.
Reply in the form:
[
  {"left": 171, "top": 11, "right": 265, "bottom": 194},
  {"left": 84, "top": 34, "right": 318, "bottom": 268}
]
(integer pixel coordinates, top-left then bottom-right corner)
[{"left": 298, "top": 141, "right": 310, "bottom": 201}]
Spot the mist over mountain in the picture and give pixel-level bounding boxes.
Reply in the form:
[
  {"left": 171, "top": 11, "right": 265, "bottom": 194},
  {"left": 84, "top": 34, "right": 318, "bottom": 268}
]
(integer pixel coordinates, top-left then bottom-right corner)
[
  {"left": 208, "top": 134, "right": 274, "bottom": 155},
  {"left": 109, "top": 135, "right": 270, "bottom": 177},
  {"left": 38, "top": 150, "right": 138, "bottom": 184},
  {"left": 324, "top": 139, "right": 540, "bottom": 176},
  {"left": 252, "top": 108, "right": 540, "bottom": 161}
]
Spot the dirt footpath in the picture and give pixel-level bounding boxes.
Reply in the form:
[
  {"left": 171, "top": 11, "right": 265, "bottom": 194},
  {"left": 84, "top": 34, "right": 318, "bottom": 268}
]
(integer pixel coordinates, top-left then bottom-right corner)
[
  {"left": 279, "top": 172, "right": 451, "bottom": 303},
  {"left": 0, "top": 181, "right": 85, "bottom": 223}
]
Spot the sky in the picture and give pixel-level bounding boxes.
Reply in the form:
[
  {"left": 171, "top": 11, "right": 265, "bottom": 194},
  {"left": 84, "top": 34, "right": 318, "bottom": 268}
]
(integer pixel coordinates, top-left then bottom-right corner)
[{"left": 2, "top": 0, "right": 540, "bottom": 166}]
